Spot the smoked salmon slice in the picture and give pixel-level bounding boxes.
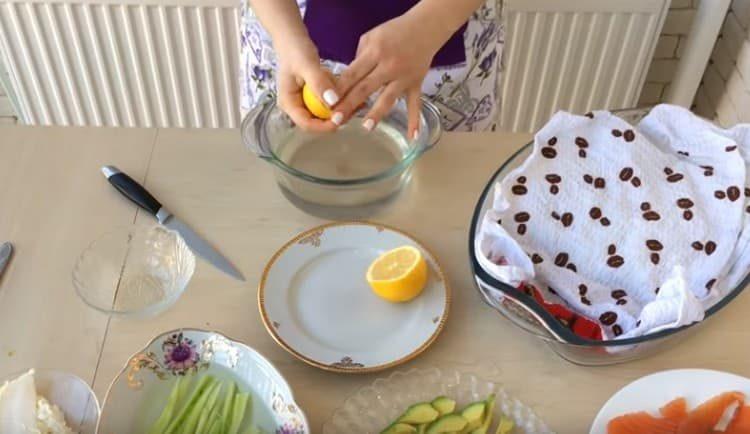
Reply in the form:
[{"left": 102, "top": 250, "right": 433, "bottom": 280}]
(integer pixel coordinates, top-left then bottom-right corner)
[
  {"left": 723, "top": 405, "right": 750, "bottom": 434},
  {"left": 661, "top": 398, "right": 689, "bottom": 422},
  {"left": 607, "top": 411, "right": 679, "bottom": 434},
  {"left": 677, "top": 392, "right": 744, "bottom": 434}
]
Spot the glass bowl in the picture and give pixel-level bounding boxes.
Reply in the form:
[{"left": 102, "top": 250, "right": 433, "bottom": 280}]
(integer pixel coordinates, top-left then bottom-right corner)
[
  {"left": 468, "top": 108, "right": 750, "bottom": 365},
  {"left": 73, "top": 224, "right": 195, "bottom": 318},
  {"left": 322, "top": 367, "right": 552, "bottom": 434},
  {"left": 0, "top": 369, "right": 100, "bottom": 433},
  {"left": 241, "top": 92, "right": 442, "bottom": 219}
]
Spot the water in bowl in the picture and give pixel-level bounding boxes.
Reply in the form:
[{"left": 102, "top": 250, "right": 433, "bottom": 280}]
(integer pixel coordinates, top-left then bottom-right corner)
[{"left": 275, "top": 119, "right": 410, "bottom": 180}]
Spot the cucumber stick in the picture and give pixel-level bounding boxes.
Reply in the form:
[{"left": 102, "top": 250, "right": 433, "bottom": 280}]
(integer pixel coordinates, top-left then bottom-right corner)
[
  {"left": 148, "top": 375, "right": 191, "bottom": 434},
  {"left": 163, "top": 375, "right": 216, "bottom": 434},
  {"left": 229, "top": 392, "right": 251, "bottom": 434}
]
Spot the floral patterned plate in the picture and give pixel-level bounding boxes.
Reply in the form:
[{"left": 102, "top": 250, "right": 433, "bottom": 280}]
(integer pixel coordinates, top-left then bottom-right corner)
[
  {"left": 259, "top": 222, "right": 450, "bottom": 373},
  {"left": 322, "top": 367, "right": 554, "bottom": 433},
  {"left": 97, "top": 328, "right": 308, "bottom": 434}
]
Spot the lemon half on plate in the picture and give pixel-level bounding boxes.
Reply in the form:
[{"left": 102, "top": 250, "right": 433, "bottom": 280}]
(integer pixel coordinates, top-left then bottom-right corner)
[{"left": 367, "top": 246, "right": 428, "bottom": 302}]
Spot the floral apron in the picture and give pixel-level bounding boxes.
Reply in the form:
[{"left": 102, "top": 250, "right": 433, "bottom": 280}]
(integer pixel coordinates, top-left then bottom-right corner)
[{"left": 239, "top": 0, "right": 503, "bottom": 131}]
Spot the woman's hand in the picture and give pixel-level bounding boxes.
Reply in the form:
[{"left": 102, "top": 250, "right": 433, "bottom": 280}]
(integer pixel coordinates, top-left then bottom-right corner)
[
  {"left": 276, "top": 38, "right": 341, "bottom": 133},
  {"left": 332, "top": 13, "right": 444, "bottom": 138}
]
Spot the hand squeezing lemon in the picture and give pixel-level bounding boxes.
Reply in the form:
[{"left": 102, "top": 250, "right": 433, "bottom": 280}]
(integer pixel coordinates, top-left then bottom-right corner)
[
  {"left": 302, "top": 84, "right": 332, "bottom": 119},
  {"left": 367, "top": 246, "right": 428, "bottom": 302}
]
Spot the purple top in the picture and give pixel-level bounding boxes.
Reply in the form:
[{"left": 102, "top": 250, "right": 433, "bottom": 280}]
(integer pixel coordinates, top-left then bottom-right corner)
[{"left": 303, "top": 0, "right": 467, "bottom": 67}]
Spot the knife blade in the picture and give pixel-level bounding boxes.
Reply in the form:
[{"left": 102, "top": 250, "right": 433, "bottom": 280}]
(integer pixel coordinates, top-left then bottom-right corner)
[
  {"left": 0, "top": 242, "right": 12, "bottom": 280},
  {"left": 101, "top": 166, "right": 245, "bottom": 281}
]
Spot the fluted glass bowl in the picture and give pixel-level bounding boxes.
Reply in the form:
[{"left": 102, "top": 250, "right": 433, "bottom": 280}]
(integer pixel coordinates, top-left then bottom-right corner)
[
  {"left": 73, "top": 224, "right": 195, "bottom": 318},
  {"left": 241, "top": 93, "right": 442, "bottom": 218},
  {"left": 322, "top": 367, "right": 553, "bottom": 434}
]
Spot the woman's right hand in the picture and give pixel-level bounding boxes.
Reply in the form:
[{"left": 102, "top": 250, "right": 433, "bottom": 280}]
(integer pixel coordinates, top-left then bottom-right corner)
[{"left": 276, "top": 37, "right": 341, "bottom": 133}]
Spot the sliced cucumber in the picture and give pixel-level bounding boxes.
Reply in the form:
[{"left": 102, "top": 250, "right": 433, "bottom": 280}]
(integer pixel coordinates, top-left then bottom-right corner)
[
  {"left": 398, "top": 402, "right": 440, "bottom": 425},
  {"left": 430, "top": 396, "right": 456, "bottom": 416},
  {"left": 471, "top": 394, "right": 496, "bottom": 434},
  {"left": 381, "top": 422, "right": 418, "bottom": 434},
  {"left": 460, "top": 401, "right": 486, "bottom": 432},
  {"left": 426, "top": 414, "right": 468, "bottom": 434}
]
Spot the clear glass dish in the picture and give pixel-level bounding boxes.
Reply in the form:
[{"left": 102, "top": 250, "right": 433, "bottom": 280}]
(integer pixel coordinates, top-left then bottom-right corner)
[
  {"left": 468, "top": 107, "right": 750, "bottom": 365},
  {"left": 322, "top": 367, "right": 553, "bottom": 434},
  {"left": 73, "top": 224, "right": 195, "bottom": 318},
  {"left": 1, "top": 369, "right": 100, "bottom": 434},
  {"left": 241, "top": 93, "right": 442, "bottom": 219}
]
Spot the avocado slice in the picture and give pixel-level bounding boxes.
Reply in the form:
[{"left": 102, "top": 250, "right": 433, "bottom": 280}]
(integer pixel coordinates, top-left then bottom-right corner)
[
  {"left": 398, "top": 402, "right": 440, "bottom": 425},
  {"left": 470, "top": 394, "right": 496, "bottom": 434},
  {"left": 459, "top": 401, "right": 486, "bottom": 432},
  {"left": 426, "top": 414, "right": 468, "bottom": 434},
  {"left": 431, "top": 396, "right": 456, "bottom": 416},
  {"left": 380, "top": 423, "right": 418, "bottom": 434},
  {"left": 494, "top": 416, "right": 514, "bottom": 434}
]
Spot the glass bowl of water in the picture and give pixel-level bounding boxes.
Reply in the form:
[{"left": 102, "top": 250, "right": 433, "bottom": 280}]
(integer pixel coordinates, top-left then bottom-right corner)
[
  {"left": 241, "top": 92, "right": 442, "bottom": 217},
  {"left": 73, "top": 224, "right": 195, "bottom": 318}
]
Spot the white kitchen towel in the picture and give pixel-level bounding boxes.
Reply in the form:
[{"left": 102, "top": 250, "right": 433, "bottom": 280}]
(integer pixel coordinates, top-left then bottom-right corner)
[{"left": 477, "top": 104, "right": 750, "bottom": 340}]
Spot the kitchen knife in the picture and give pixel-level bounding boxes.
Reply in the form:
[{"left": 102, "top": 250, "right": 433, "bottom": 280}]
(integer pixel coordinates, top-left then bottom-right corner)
[
  {"left": 101, "top": 166, "right": 245, "bottom": 281},
  {"left": 0, "top": 242, "right": 11, "bottom": 280}
]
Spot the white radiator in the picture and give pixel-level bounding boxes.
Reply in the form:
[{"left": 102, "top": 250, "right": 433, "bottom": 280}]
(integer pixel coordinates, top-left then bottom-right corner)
[
  {"left": 0, "top": 1, "right": 239, "bottom": 127},
  {"left": 501, "top": 0, "right": 669, "bottom": 132},
  {"left": 0, "top": 0, "right": 667, "bottom": 130}
]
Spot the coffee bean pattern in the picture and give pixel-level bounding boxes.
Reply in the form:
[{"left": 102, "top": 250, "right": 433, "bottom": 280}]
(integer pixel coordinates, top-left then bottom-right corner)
[
  {"left": 583, "top": 174, "right": 606, "bottom": 189},
  {"left": 600, "top": 311, "right": 618, "bottom": 326},
  {"left": 551, "top": 211, "right": 574, "bottom": 227},
  {"left": 612, "top": 324, "right": 623, "bottom": 336},
  {"left": 606, "top": 244, "right": 625, "bottom": 268},
  {"left": 551, "top": 252, "right": 578, "bottom": 273},
  {"left": 611, "top": 129, "right": 622, "bottom": 137},
  {"left": 645, "top": 239, "right": 663, "bottom": 265},
  {"left": 541, "top": 137, "right": 557, "bottom": 159},
  {"left": 589, "top": 206, "right": 611, "bottom": 226},
  {"left": 706, "top": 278, "right": 717, "bottom": 291},
  {"left": 585, "top": 111, "right": 594, "bottom": 119},
  {"left": 677, "top": 150, "right": 690, "bottom": 157},
  {"left": 700, "top": 165, "right": 714, "bottom": 177},
  {"left": 578, "top": 284, "right": 587, "bottom": 296},
  {"left": 575, "top": 137, "right": 588, "bottom": 158},
  {"left": 623, "top": 130, "right": 635, "bottom": 142},
  {"left": 676, "top": 198, "right": 695, "bottom": 221},
  {"left": 513, "top": 212, "right": 530, "bottom": 235},
  {"left": 611, "top": 289, "right": 627, "bottom": 299},
  {"left": 726, "top": 145, "right": 738, "bottom": 152},
  {"left": 640, "top": 202, "right": 661, "bottom": 221},
  {"left": 663, "top": 167, "right": 684, "bottom": 183},
  {"left": 728, "top": 186, "right": 741, "bottom": 201},
  {"left": 511, "top": 176, "right": 528, "bottom": 195},
  {"left": 618, "top": 167, "right": 642, "bottom": 187},
  {"left": 691, "top": 240, "right": 717, "bottom": 256},
  {"left": 531, "top": 253, "right": 543, "bottom": 264},
  {"left": 545, "top": 173, "right": 561, "bottom": 194}
]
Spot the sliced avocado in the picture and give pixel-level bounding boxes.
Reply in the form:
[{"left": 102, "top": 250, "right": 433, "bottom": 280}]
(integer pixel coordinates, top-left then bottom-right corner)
[
  {"left": 426, "top": 414, "right": 468, "bottom": 434},
  {"left": 431, "top": 396, "right": 457, "bottom": 416},
  {"left": 397, "top": 402, "right": 440, "bottom": 425},
  {"left": 380, "top": 423, "right": 418, "bottom": 434},
  {"left": 460, "top": 401, "right": 486, "bottom": 432},
  {"left": 471, "top": 394, "right": 496, "bottom": 434},
  {"left": 494, "top": 416, "right": 514, "bottom": 434}
]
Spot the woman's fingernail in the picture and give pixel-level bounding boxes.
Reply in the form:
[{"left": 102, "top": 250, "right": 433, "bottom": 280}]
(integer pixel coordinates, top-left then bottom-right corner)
[
  {"left": 331, "top": 112, "right": 344, "bottom": 125},
  {"left": 323, "top": 89, "right": 339, "bottom": 107},
  {"left": 363, "top": 118, "right": 375, "bottom": 131},
  {"left": 412, "top": 130, "right": 419, "bottom": 140}
]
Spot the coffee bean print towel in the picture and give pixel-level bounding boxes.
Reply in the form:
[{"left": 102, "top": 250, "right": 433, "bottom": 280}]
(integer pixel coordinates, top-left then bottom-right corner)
[{"left": 476, "top": 104, "right": 750, "bottom": 340}]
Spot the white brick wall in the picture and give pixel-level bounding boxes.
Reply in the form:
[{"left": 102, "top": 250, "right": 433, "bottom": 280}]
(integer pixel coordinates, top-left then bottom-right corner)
[
  {"left": 639, "top": 0, "right": 701, "bottom": 106},
  {"left": 694, "top": 0, "right": 750, "bottom": 126}
]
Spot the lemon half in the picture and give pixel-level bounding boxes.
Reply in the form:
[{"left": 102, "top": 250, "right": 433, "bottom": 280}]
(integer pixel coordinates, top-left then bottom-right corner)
[
  {"left": 302, "top": 84, "right": 332, "bottom": 119},
  {"left": 366, "top": 246, "right": 428, "bottom": 302}
]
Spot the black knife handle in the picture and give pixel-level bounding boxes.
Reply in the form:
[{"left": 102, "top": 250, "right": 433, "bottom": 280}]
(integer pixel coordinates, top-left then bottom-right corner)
[{"left": 101, "top": 166, "right": 162, "bottom": 216}]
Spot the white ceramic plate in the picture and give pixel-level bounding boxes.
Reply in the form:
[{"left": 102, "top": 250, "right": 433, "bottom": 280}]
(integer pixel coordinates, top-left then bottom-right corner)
[
  {"left": 98, "top": 328, "right": 308, "bottom": 434},
  {"left": 323, "top": 367, "right": 553, "bottom": 433},
  {"left": 590, "top": 369, "right": 750, "bottom": 434},
  {"left": 259, "top": 222, "right": 450, "bottom": 373}
]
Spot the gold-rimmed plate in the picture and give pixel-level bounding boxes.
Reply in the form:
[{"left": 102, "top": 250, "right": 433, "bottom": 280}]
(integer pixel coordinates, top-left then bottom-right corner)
[{"left": 259, "top": 222, "right": 450, "bottom": 373}]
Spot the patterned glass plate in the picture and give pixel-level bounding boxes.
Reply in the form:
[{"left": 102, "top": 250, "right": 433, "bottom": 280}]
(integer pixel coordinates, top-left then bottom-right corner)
[{"left": 322, "top": 367, "right": 554, "bottom": 433}]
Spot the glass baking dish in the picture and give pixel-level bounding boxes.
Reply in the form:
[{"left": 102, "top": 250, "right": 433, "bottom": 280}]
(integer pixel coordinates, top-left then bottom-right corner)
[{"left": 468, "top": 108, "right": 750, "bottom": 365}]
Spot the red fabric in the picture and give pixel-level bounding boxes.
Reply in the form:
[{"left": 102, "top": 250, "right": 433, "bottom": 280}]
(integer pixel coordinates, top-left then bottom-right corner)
[{"left": 519, "top": 283, "right": 603, "bottom": 341}]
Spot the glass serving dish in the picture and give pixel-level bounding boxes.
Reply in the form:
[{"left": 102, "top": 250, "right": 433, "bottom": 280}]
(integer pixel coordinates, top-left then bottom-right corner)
[
  {"left": 468, "top": 108, "right": 750, "bottom": 365},
  {"left": 241, "top": 92, "right": 441, "bottom": 219},
  {"left": 322, "top": 367, "right": 552, "bottom": 434}
]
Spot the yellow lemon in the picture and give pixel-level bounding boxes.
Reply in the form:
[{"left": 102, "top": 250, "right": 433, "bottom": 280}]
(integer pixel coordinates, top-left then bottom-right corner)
[
  {"left": 302, "top": 84, "right": 332, "bottom": 119},
  {"left": 366, "top": 246, "right": 428, "bottom": 302}
]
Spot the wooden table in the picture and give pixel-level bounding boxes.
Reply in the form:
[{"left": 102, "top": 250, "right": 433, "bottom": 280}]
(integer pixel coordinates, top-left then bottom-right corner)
[{"left": 1, "top": 126, "right": 750, "bottom": 433}]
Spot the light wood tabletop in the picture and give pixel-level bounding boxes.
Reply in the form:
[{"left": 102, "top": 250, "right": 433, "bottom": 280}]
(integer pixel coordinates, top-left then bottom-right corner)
[{"left": 1, "top": 126, "right": 750, "bottom": 434}]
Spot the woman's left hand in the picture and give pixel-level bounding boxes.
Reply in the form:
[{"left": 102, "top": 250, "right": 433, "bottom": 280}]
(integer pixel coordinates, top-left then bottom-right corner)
[{"left": 332, "top": 12, "right": 445, "bottom": 139}]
